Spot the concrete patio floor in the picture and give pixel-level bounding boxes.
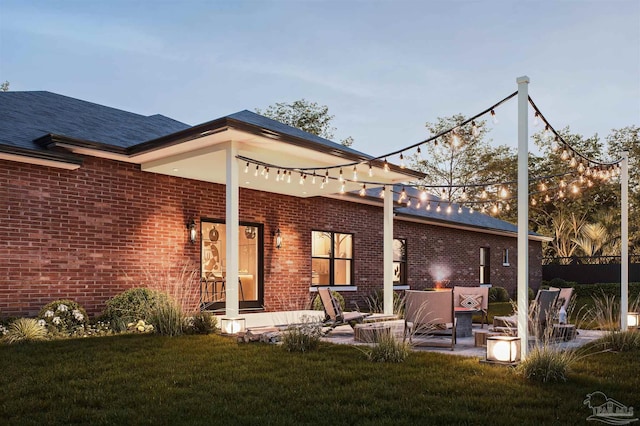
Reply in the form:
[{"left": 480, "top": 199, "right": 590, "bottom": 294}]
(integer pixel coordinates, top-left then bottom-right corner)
[{"left": 236, "top": 310, "right": 605, "bottom": 357}]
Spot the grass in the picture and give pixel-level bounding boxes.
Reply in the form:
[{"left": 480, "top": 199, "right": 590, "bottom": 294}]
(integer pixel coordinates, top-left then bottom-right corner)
[{"left": 1, "top": 334, "right": 639, "bottom": 425}]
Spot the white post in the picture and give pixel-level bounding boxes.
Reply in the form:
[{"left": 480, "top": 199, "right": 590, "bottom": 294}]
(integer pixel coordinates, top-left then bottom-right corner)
[
  {"left": 516, "top": 76, "right": 530, "bottom": 359},
  {"left": 225, "top": 141, "right": 240, "bottom": 319},
  {"left": 621, "top": 151, "right": 629, "bottom": 330},
  {"left": 383, "top": 185, "right": 394, "bottom": 315}
]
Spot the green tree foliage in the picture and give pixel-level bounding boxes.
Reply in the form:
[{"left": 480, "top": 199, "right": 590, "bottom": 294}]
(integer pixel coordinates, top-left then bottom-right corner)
[
  {"left": 410, "top": 114, "right": 516, "bottom": 203},
  {"left": 256, "top": 99, "right": 354, "bottom": 147}
]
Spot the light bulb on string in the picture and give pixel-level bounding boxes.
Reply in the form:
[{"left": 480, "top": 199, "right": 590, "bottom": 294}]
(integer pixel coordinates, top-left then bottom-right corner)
[
  {"left": 461, "top": 187, "right": 467, "bottom": 201},
  {"left": 571, "top": 184, "right": 579, "bottom": 195},
  {"left": 585, "top": 167, "right": 592, "bottom": 177},
  {"left": 469, "top": 206, "right": 474, "bottom": 214},
  {"left": 325, "top": 169, "right": 329, "bottom": 183},
  {"left": 400, "top": 187, "right": 407, "bottom": 201},
  {"left": 261, "top": 167, "right": 266, "bottom": 176},
  {"left": 544, "top": 194, "right": 551, "bottom": 203},
  {"left": 543, "top": 125, "right": 552, "bottom": 141},
  {"left": 299, "top": 173, "right": 304, "bottom": 185},
  {"left": 558, "top": 189, "right": 565, "bottom": 198},
  {"left": 499, "top": 186, "right": 508, "bottom": 199},
  {"left": 436, "top": 203, "right": 441, "bottom": 213},
  {"left": 551, "top": 137, "right": 560, "bottom": 152},
  {"left": 383, "top": 158, "right": 390, "bottom": 172},
  {"left": 539, "top": 182, "right": 547, "bottom": 192},
  {"left": 587, "top": 179, "right": 594, "bottom": 188},
  {"left": 560, "top": 149, "right": 570, "bottom": 161},
  {"left": 451, "top": 129, "right": 461, "bottom": 148},
  {"left": 577, "top": 162, "right": 585, "bottom": 174},
  {"left": 406, "top": 199, "right": 412, "bottom": 207},
  {"left": 368, "top": 163, "right": 373, "bottom": 177},
  {"left": 287, "top": 171, "right": 292, "bottom": 184},
  {"left": 399, "top": 152, "right": 406, "bottom": 169},
  {"left": 481, "top": 188, "right": 488, "bottom": 199},
  {"left": 533, "top": 111, "right": 540, "bottom": 127},
  {"left": 569, "top": 156, "right": 578, "bottom": 168},
  {"left": 244, "top": 162, "right": 249, "bottom": 173},
  {"left": 471, "top": 121, "right": 480, "bottom": 138},
  {"left": 505, "top": 203, "right": 511, "bottom": 212},
  {"left": 416, "top": 146, "right": 422, "bottom": 158},
  {"left": 420, "top": 191, "right": 428, "bottom": 202},
  {"left": 531, "top": 197, "right": 537, "bottom": 206},
  {"left": 416, "top": 201, "right": 421, "bottom": 209},
  {"left": 352, "top": 166, "right": 358, "bottom": 181},
  {"left": 359, "top": 184, "right": 366, "bottom": 197},
  {"left": 458, "top": 206, "right": 463, "bottom": 214},
  {"left": 559, "top": 179, "right": 567, "bottom": 188},
  {"left": 340, "top": 182, "right": 345, "bottom": 194},
  {"left": 380, "top": 187, "right": 385, "bottom": 198},
  {"left": 491, "top": 204, "right": 499, "bottom": 215},
  {"left": 265, "top": 168, "right": 269, "bottom": 180},
  {"left": 276, "top": 169, "right": 281, "bottom": 182},
  {"left": 441, "top": 187, "right": 447, "bottom": 200},
  {"left": 426, "top": 203, "right": 431, "bottom": 211},
  {"left": 579, "top": 175, "right": 585, "bottom": 184},
  {"left": 446, "top": 204, "right": 452, "bottom": 214},
  {"left": 312, "top": 173, "right": 317, "bottom": 185},
  {"left": 254, "top": 165, "right": 259, "bottom": 177},
  {"left": 490, "top": 109, "right": 498, "bottom": 124},
  {"left": 481, "top": 205, "right": 486, "bottom": 214},
  {"left": 339, "top": 168, "right": 343, "bottom": 182}
]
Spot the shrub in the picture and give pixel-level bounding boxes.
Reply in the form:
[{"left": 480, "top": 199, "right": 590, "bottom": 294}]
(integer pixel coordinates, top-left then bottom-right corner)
[
  {"left": 516, "top": 346, "right": 579, "bottom": 383},
  {"left": 102, "top": 288, "right": 168, "bottom": 332},
  {"left": 281, "top": 316, "right": 322, "bottom": 353},
  {"left": 38, "top": 299, "right": 88, "bottom": 337},
  {"left": 4, "top": 318, "right": 48, "bottom": 344},
  {"left": 362, "top": 329, "right": 410, "bottom": 363},
  {"left": 150, "top": 297, "right": 184, "bottom": 337},
  {"left": 186, "top": 311, "right": 218, "bottom": 335},
  {"left": 312, "top": 290, "right": 345, "bottom": 312},
  {"left": 489, "top": 286, "right": 509, "bottom": 303},
  {"left": 589, "top": 291, "right": 640, "bottom": 351}
]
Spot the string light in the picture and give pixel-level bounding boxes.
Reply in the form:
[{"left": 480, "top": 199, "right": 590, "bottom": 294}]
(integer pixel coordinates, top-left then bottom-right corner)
[
  {"left": 490, "top": 109, "right": 498, "bottom": 124},
  {"left": 544, "top": 194, "right": 551, "bottom": 203},
  {"left": 254, "top": 165, "right": 259, "bottom": 177},
  {"left": 461, "top": 187, "right": 467, "bottom": 201},
  {"left": 264, "top": 168, "right": 269, "bottom": 179},
  {"left": 491, "top": 204, "right": 499, "bottom": 215},
  {"left": 577, "top": 162, "right": 585, "bottom": 174},
  {"left": 571, "top": 183, "right": 580, "bottom": 195},
  {"left": 551, "top": 137, "right": 560, "bottom": 152},
  {"left": 359, "top": 184, "right": 366, "bottom": 197},
  {"left": 416, "top": 146, "right": 422, "bottom": 157},
  {"left": 471, "top": 121, "right": 480, "bottom": 138},
  {"left": 481, "top": 188, "right": 488, "bottom": 199},
  {"left": 539, "top": 182, "right": 547, "bottom": 192},
  {"left": 339, "top": 168, "right": 343, "bottom": 182},
  {"left": 426, "top": 203, "right": 431, "bottom": 211},
  {"left": 458, "top": 206, "right": 463, "bottom": 214},
  {"left": 352, "top": 166, "right": 358, "bottom": 181},
  {"left": 469, "top": 206, "right": 474, "bottom": 214},
  {"left": 558, "top": 189, "right": 565, "bottom": 198},
  {"left": 261, "top": 167, "right": 266, "bottom": 176},
  {"left": 312, "top": 173, "right": 317, "bottom": 185},
  {"left": 380, "top": 187, "right": 385, "bottom": 198},
  {"left": 499, "top": 186, "right": 508, "bottom": 199},
  {"left": 399, "top": 152, "right": 405, "bottom": 169},
  {"left": 531, "top": 197, "right": 537, "bottom": 206},
  {"left": 533, "top": 111, "right": 540, "bottom": 127},
  {"left": 416, "top": 201, "right": 421, "bottom": 209},
  {"left": 400, "top": 187, "right": 407, "bottom": 201},
  {"left": 441, "top": 187, "right": 447, "bottom": 199},
  {"left": 446, "top": 204, "right": 452, "bottom": 214},
  {"left": 436, "top": 203, "right": 441, "bottom": 213},
  {"left": 340, "top": 182, "right": 345, "bottom": 194},
  {"left": 299, "top": 173, "right": 304, "bottom": 185},
  {"left": 569, "top": 156, "right": 578, "bottom": 168},
  {"left": 244, "top": 162, "right": 249, "bottom": 173},
  {"left": 560, "top": 149, "right": 570, "bottom": 161},
  {"left": 406, "top": 199, "right": 412, "bottom": 207},
  {"left": 287, "top": 170, "right": 292, "bottom": 184},
  {"left": 368, "top": 163, "right": 373, "bottom": 177},
  {"left": 383, "top": 158, "right": 390, "bottom": 172},
  {"left": 451, "top": 129, "right": 461, "bottom": 148},
  {"left": 420, "top": 191, "right": 428, "bottom": 202}
]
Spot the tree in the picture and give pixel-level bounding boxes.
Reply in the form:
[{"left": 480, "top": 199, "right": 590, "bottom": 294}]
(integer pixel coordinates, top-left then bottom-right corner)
[
  {"left": 410, "top": 114, "right": 517, "bottom": 205},
  {"left": 1, "top": 81, "right": 9, "bottom": 92},
  {"left": 256, "top": 99, "right": 354, "bottom": 147}
]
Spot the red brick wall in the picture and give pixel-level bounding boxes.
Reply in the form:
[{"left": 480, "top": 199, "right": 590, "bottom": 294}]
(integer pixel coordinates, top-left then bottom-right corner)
[{"left": 0, "top": 157, "right": 543, "bottom": 318}]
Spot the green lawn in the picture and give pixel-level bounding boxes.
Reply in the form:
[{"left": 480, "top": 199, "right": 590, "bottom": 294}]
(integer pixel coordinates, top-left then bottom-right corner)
[{"left": 1, "top": 333, "right": 639, "bottom": 425}]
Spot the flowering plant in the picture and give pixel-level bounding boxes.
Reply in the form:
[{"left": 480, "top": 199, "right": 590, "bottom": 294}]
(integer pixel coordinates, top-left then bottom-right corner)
[{"left": 38, "top": 299, "right": 88, "bottom": 336}]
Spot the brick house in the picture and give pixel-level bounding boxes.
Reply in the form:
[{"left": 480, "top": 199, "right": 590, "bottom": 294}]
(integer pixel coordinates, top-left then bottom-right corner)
[{"left": 0, "top": 91, "right": 548, "bottom": 319}]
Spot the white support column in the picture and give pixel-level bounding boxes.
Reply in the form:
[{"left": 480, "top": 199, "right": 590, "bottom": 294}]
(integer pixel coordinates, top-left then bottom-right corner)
[
  {"left": 516, "top": 76, "right": 530, "bottom": 359},
  {"left": 225, "top": 141, "right": 240, "bottom": 319},
  {"left": 621, "top": 151, "right": 629, "bottom": 330},
  {"left": 383, "top": 185, "right": 394, "bottom": 315}
]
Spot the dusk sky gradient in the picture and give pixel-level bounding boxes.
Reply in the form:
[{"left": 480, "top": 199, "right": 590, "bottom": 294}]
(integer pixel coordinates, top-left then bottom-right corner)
[{"left": 1, "top": 0, "right": 638, "bottom": 159}]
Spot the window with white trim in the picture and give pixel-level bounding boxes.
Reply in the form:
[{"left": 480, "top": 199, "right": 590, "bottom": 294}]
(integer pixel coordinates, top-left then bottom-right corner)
[{"left": 311, "top": 231, "right": 353, "bottom": 286}]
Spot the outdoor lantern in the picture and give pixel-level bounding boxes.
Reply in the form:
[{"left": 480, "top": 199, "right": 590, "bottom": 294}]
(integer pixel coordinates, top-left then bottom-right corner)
[
  {"left": 486, "top": 336, "right": 521, "bottom": 364},
  {"left": 273, "top": 228, "right": 282, "bottom": 249},
  {"left": 187, "top": 219, "right": 197, "bottom": 244},
  {"left": 221, "top": 317, "right": 246, "bottom": 335},
  {"left": 628, "top": 312, "right": 640, "bottom": 329}
]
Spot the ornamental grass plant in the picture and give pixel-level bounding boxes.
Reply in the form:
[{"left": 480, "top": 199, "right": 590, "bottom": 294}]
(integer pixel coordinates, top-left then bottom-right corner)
[
  {"left": 589, "top": 291, "right": 640, "bottom": 352},
  {"left": 359, "top": 328, "right": 411, "bottom": 363},
  {"left": 281, "top": 316, "right": 322, "bottom": 352},
  {"left": 4, "top": 318, "right": 47, "bottom": 344}
]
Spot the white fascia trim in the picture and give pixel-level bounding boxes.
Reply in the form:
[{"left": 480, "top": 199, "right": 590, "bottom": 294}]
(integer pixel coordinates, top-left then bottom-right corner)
[{"left": 0, "top": 152, "right": 81, "bottom": 170}]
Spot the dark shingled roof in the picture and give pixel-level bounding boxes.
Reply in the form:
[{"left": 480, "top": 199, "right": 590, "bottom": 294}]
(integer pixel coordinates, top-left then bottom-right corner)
[
  {"left": 225, "top": 110, "right": 373, "bottom": 159},
  {"left": 0, "top": 91, "right": 190, "bottom": 153}
]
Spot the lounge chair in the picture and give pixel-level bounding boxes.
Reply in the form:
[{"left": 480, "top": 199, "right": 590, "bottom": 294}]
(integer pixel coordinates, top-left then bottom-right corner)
[
  {"left": 403, "top": 290, "right": 456, "bottom": 350},
  {"left": 317, "top": 287, "right": 370, "bottom": 334},
  {"left": 549, "top": 286, "right": 574, "bottom": 318},
  {"left": 453, "top": 285, "right": 489, "bottom": 328},
  {"left": 493, "top": 289, "right": 560, "bottom": 338}
]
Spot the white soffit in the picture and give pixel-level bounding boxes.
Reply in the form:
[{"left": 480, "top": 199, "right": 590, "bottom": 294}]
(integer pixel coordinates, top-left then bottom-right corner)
[{"left": 140, "top": 129, "right": 414, "bottom": 198}]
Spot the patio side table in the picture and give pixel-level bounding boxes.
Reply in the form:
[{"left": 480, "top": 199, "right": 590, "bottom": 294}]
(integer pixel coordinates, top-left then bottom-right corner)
[{"left": 454, "top": 307, "right": 479, "bottom": 338}]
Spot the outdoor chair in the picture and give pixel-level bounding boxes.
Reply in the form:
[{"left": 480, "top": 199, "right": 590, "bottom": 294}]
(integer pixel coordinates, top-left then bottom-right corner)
[
  {"left": 403, "top": 289, "right": 456, "bottom": 351},
  {"left": 453, "top": 285, "right": 489, "bottom": 328},
  {"left": 492, "top": 289, "right": 560, "bottom": 338},
  {"left": 549, "top": 286, "right": 574, "bottom": 318},
  {"left": 317, "top": 287, "right": 370, "bottom": 334}
]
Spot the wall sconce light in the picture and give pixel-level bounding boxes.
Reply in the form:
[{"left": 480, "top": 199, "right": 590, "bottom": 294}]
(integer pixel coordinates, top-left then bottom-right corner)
[
  {"left": 484, "top": 335, "right": 521, "bottom": 365},
  {"left": 187, "top": 219, "right": 197, "bottom": 244},
  {"left": 220, "top": 317, "right": 246, "bottom": 335},
  {"left": 273, "top": 228, "right": 282, "bottom": 249},
  {"left": 628, "top": 312, "right": 639, "bottom": 328}
]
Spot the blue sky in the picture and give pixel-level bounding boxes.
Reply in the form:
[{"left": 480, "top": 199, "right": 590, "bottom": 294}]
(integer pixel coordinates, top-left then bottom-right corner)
[{"left": 1, "top": 0, "right": 638, "bottom": 158}]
